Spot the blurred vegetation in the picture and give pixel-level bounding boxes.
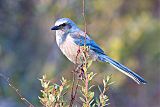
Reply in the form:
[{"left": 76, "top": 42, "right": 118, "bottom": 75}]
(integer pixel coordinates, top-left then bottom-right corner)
[
  {"left": 39, "top": 71, "right": 112, "bottom": 106},
  {"left": 0, "top": 0, "right": 160, "bottom": 107}
]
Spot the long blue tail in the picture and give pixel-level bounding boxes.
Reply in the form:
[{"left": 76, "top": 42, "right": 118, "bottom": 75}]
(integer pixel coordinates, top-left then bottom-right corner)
[{"left": 98, "top": 54, "right": 147, "bottom": 84}]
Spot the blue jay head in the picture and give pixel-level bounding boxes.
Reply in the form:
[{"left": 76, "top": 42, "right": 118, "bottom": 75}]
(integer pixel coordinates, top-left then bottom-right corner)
[{"left": 51, "top": 18, "right": 77, "bottom": 32}]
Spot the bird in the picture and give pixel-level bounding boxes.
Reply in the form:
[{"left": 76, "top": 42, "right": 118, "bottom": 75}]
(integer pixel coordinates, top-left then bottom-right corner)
[{"left": 51, "top": 18, "right": 147, "bottom": 84}]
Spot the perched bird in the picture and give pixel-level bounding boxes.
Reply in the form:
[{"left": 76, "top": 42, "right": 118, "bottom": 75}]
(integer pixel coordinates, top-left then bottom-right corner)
[{"left": 51, "top": 18, "right": 147, "bottom": 84}]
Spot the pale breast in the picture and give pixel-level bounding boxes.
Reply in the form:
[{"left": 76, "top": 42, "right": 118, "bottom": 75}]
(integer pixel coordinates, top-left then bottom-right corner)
[
  {"left": 56, "top": 31, "right": 98, "bottom": 64},
  {"left": 57, "top": 33, "right": 82, "bottom": 64}
]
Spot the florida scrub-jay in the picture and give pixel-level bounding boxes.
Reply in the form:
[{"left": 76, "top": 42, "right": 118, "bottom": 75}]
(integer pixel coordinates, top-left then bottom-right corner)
[{"left": 51, "top": 18, "right": 147, "bottom": 84}]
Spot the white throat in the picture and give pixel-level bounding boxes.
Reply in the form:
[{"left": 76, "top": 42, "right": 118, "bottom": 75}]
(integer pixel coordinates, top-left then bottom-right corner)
[{"left": 56, "top": 30, "right": 66, "bottom": 46}]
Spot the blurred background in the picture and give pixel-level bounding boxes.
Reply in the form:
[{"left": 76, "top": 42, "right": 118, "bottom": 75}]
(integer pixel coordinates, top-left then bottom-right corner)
[{"left": 0, "top": 0, "right": 160, "bottom": 107}]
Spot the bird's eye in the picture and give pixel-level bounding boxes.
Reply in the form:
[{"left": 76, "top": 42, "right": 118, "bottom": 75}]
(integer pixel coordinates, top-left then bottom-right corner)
[{"left": 61, "top": 23, "right": 66, "bottom": 27}]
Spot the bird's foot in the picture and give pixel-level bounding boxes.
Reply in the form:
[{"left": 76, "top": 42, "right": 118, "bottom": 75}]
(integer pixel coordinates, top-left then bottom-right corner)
[{"left": 73, "top": 64, "right": 85, "bottom": 80}]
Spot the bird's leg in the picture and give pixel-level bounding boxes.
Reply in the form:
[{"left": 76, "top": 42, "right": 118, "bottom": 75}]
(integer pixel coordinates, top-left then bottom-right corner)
[
  {"left": 78, "top": 64, "right": 86, "bottom": 80},
  {"left": 78, "top": 67, "right": 84, "bottom": 80},
  {"left": 74, "top": 62, "right": 91, "bottom": 80},
  {"left": 74, "top": 64, "right": 82, "bottom": 73},
  {"left": 73, "top": 64, "right": 84, "bottom": 80},
  {"left": 75, "top": 46, "right": 81, "bottom": 64}
]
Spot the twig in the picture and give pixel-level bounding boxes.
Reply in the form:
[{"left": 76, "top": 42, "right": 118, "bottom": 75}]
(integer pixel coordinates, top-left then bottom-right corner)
[
  {"left": 82, "top": 0, "right": 87, "bottom": 36},
  {"left": 82, "top": 0, "right": 90, "bottom": 106},
  {"left": 69, "top": 67, "right": 80, "bottom": 107},
  {"left": 82, "top": 0, "right": 88, "bottom": 68},
  {"left": 69, "top": 0, "right": 88, "bottom": 106},
  {"left": 85, "top": 73, "right": 89, "bottom": 105},
  {"left": 74, "top": 79, "right": 80, "bottom": 99},
  {"left": 0, "top": 73, "right": 34, "bottom": 107},
  {"left": 69, "top": 70, "right": 75, "bottom": 107}
]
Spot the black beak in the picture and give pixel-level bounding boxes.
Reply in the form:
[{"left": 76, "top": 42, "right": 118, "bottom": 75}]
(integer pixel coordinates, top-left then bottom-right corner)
[{"left": 51, "top": 26, "right": 60, "bottom": 30}]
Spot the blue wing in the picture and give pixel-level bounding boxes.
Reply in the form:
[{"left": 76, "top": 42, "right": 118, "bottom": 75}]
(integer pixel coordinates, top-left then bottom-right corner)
[
  {"left": 72, "top": 35, "right": 105, "bottom": 55},
  {"left": 71, "top": 33, "right": 147, "bottom": 84}
]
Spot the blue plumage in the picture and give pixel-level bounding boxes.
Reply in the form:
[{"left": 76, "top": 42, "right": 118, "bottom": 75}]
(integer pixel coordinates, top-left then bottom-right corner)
[
  {"left": 51, "top": 18, "right": 147, "bottom": 84},
  {"left": 73, "top": 35, "right": 147, "bottom": 84},
  {"left": 73, "top": 36, "right": 105, "bottom": 54}
]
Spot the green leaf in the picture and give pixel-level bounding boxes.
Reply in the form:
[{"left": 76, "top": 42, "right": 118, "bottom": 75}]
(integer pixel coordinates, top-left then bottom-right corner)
[
  {"left": 89, "top": 92, "right": 94, "bottom": 100},
  {"left": 79, "top": 97, "right": 85, "bottom": 102},
  {"left": 89, "top": 99, "right": 94, "bottom": 105},
  {"left": 103, "top": 79, "right": 106, "bottom": 87},
  {"left": 98, "top": 85, "right": 102, "bottom": 93},
  {"left": 89, "top": 85, "right": 95, "bottom": 90},
  {"left": 87, "top": 60, "right": 93, "bottom": 68}
]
